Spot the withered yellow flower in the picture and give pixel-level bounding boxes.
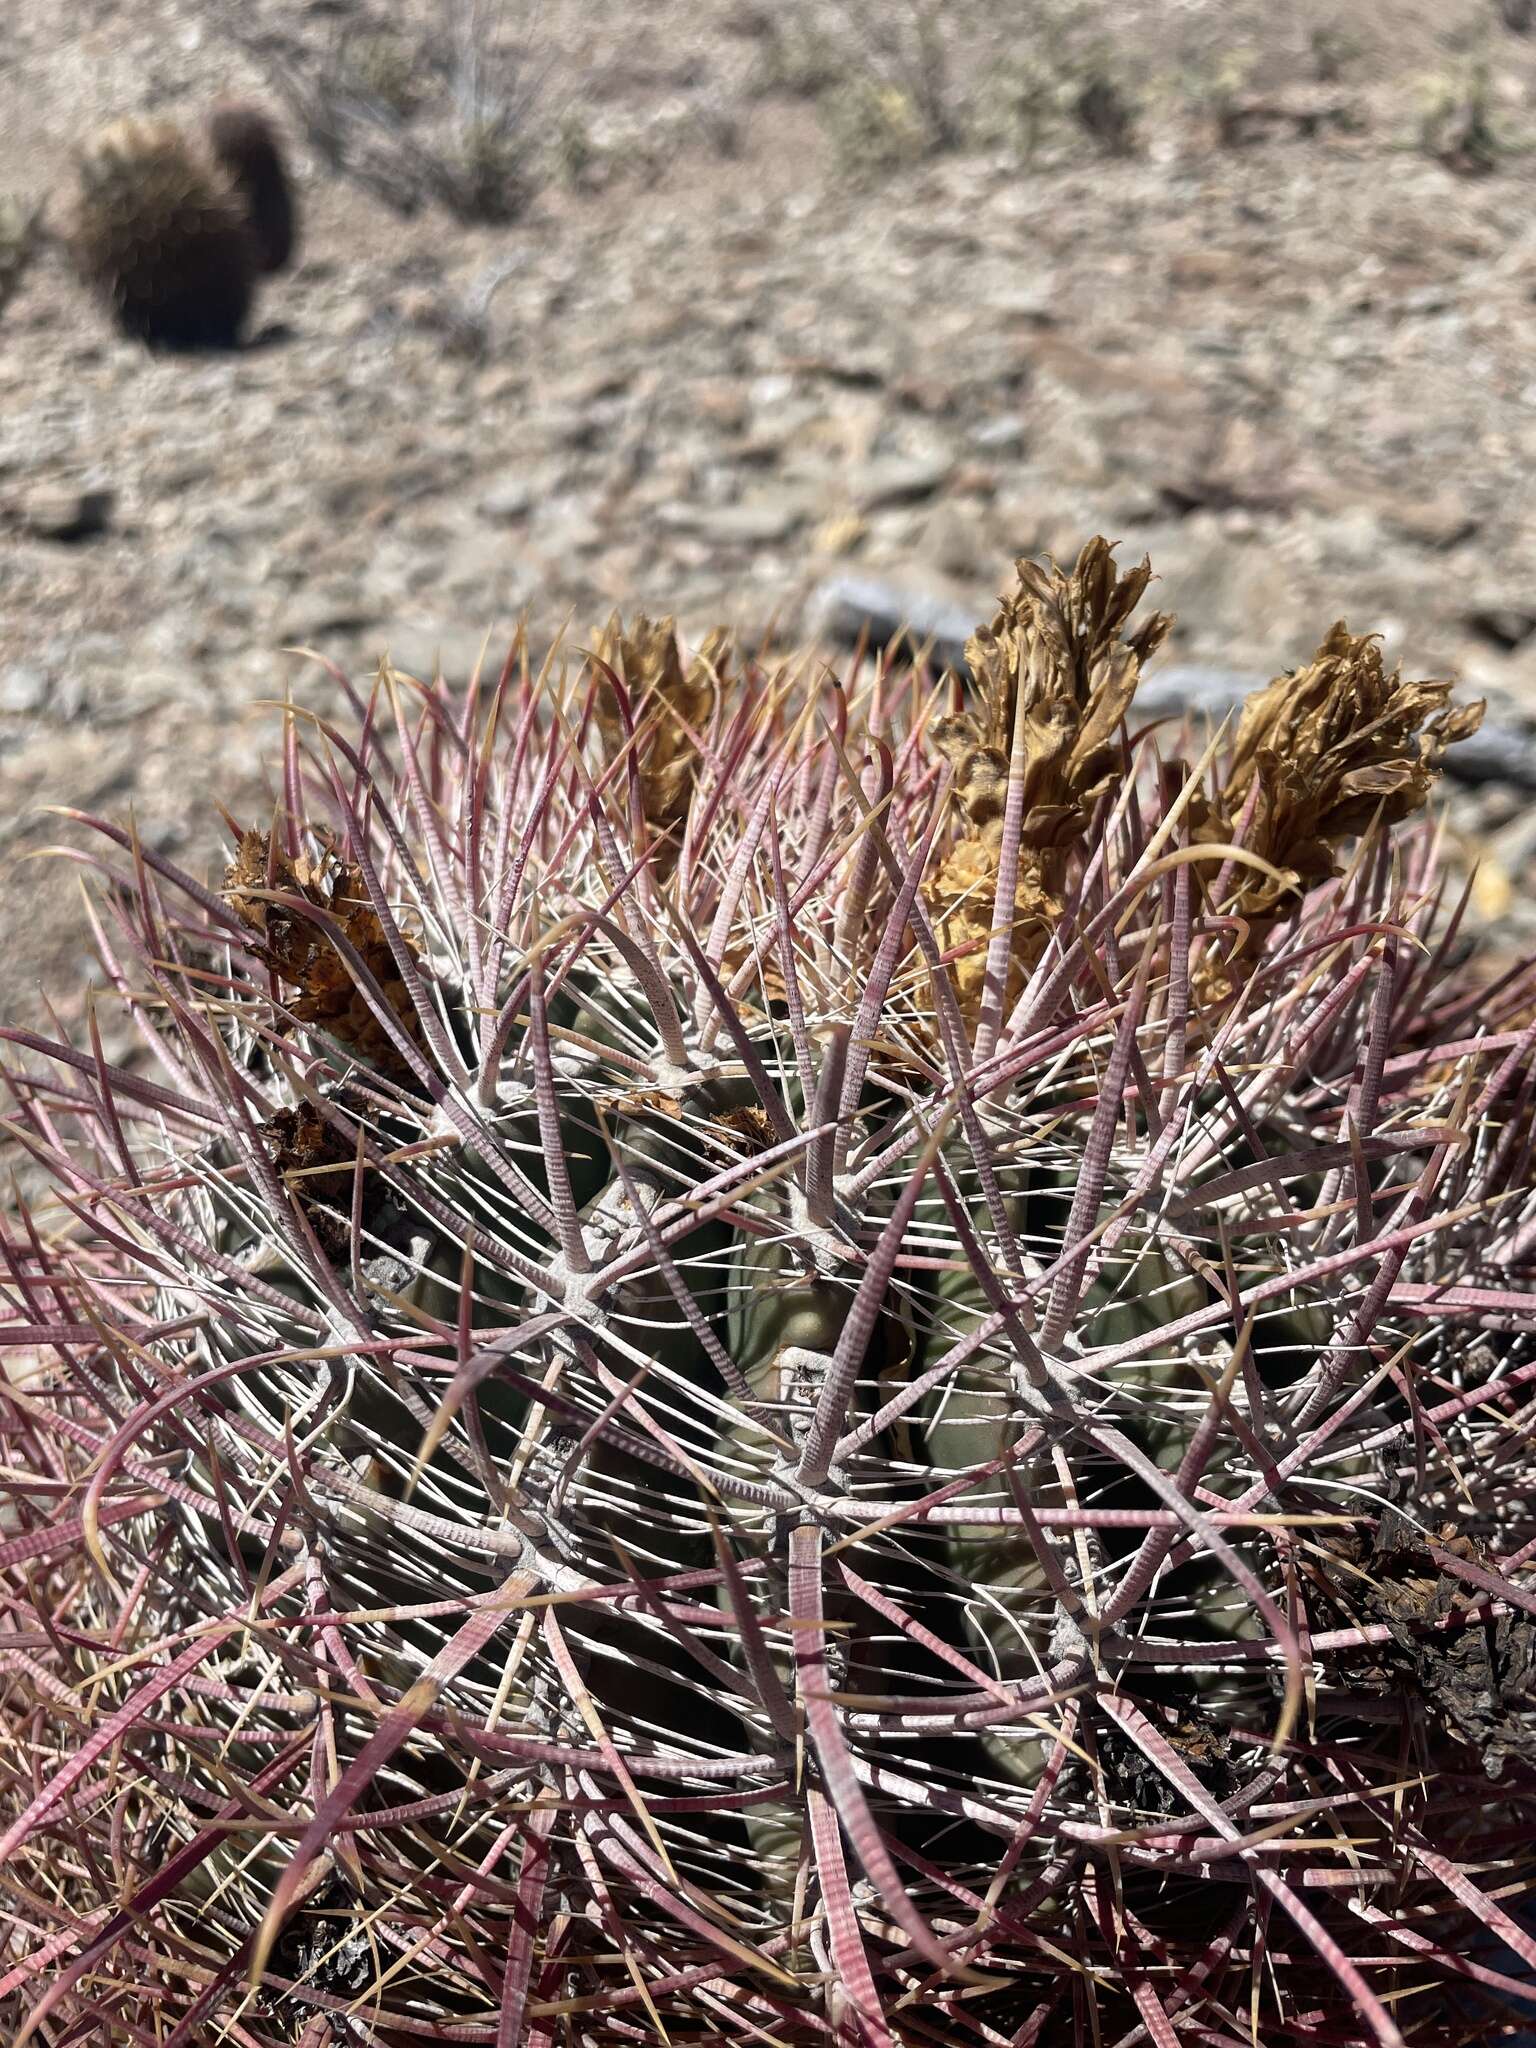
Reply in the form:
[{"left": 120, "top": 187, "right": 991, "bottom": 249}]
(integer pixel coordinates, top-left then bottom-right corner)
[
  {"left": 593, "top": 614, "right": 727, "bottom": 853},
  {"left": 1214, "top": 622, "right": 1485, "bottom": 918},
  {"left": 928, "top": 537, "right": 1172, "bottom": 1016}
]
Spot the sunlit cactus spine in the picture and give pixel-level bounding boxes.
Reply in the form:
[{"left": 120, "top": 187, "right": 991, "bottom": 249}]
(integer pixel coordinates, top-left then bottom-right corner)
[{"left": 4, "top": 538, "right": 1536, "bottom": 2047}]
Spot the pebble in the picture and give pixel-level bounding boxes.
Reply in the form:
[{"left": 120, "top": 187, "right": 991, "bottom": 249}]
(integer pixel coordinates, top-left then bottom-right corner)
[
  {"left": 15, "top": 484, "right": 114, "bottom": 542},
  {"left": 384, "top": 626, "right": 508, "bottom": 686},
  {"left": 1466, "top": 604, "right": 1536, "bottom": 652},
  {"left": 0, "top": 664, "right": 47, "bottom": 715},
  {"left": 970, "top": 414, "right": 1028, "bottom": 454},
  {"left": 849, "top": 455, "right": 953, "bottom": 512},
  {"left": 659, "top": 493, "right": 812, "bottom": 545},
  {"left": 477, "top": 480, "right": 536, "bottom": 524}
]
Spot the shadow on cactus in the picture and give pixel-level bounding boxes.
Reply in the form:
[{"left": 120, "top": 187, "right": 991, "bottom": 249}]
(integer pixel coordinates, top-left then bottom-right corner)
[{"left": 4, "top": 539, "right": 1536, "bottom": 2045}]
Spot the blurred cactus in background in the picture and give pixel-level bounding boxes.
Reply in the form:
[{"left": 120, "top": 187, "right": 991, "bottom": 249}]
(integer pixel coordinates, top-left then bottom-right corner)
[
  {"left": 62, "top": 106, "right": 296, "bottom": 349},
  {"left": 3, "top": 540, "right": 1536, "bottom": 2045}
]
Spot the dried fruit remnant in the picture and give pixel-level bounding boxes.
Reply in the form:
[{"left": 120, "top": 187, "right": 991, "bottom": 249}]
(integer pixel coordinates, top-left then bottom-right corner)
[
  {"left": 928, "top": 537, "right": 1172, "bottom": 1016},
  {"left": 1312, "top": 1507, "right": 1536, "bottom": 1780},
  {"left": 1215, "top": 623, "right": 1485, "bottom": 918},
  {"left": 259, "top": 1102, "right": 381, "bottom": 1260},
  {"left": 593, "top": 615, "right": 726, "bottom": 852},
  {"left": 924, "top": 547, "right": 1484, "bottom": 1021},
  {"left": 224, "top": 827, "right": 421, "bottom": 1079}
]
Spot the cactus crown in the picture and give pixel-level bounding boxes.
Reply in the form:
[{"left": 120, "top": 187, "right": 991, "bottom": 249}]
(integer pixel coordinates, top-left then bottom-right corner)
[{"left": 2, "top": 540, "right": 1533, "bottom": 2048}]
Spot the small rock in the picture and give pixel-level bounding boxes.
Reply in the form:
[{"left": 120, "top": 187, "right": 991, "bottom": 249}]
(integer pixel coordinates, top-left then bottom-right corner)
[
  {"left": 1472, "top": 862, "right": 1514, "bottom": 923},
  {"left": 1473, "top": 780, "right": 1524, "bottom": 831},
  {"left": 692, "top": 382, "right": 750, "bottom": 431},
  {"left": 971, "top": 414, "right": 1028, "bottom": 455},
  {"left": 890, "top": 375, "right": 957, "bottom": 415},
  {"left": 281, "top": 594, "right": 376, "bottom": 644},
  {"left": 476, "top": 366, "right": 525, "bottom": 404},
  {"left": 807, "top": 576, "right": 980, "bottom": 674},
  {"left": 535, "top": 408, "right": 604, "bottom": 454},
  {"left": 551, "top": 367, "right": 632, "bottom": 408},
  {"left": 478, "top": 479, "right": 535, "bottom": 524},
  {"left": 440, "top": 530, "right": 533, "bottom": 604},
  {"left": 992, "top": 486, "right": 1084, "bottom": 561},
  {"left": 1151, "top": 524, "right": 1308, "bottom": 664},
  {"left": 916, "top": 503, "right": 991, "bottom": 580},
  {"left": 659, "top": 493, "right": 811, "bottom": 545},
  {"left": 813, "top": 511, "right": 867, "bottom": 557},
  {"left": 1489, "top": 804, "right": 1536, "bottom": 881},
  {"left": 385, "top": 626, "right": 507, "bottom": 686},
  {"left": 850, "top": 455, "right": 952, "bottom": 512},
  {"left": 1380, "top": 491, "right": 1479, "bottom": 551},
  {"left": 789, "top": 355, "right": 886, "bottom": 390},
  {"left": 0, "top": 664, "right": 48, "bottom": 715},
  {"left": 1444, "top": 717, "right": 1536, "bottom": 790},
  {"left": 1466, "top": 604, "right": 1536, "bottom": 652},
  {"left": 16, "top": 484, "right": 114, "bottom": 542},
  {"left": 525, "top": 503, "right": 602, "bottom": 557},
  {"left": 991, "top": 286, "right": 1057, "bottom": 326},
  {"left": 1134, "top": 666, "right": 1260, "bottom": 724}
]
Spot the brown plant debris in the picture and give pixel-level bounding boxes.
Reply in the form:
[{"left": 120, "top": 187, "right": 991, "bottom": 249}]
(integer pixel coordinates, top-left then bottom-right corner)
[
  {"left": 1213, "top": 623, "right": 1485, "bottom": 920},
  {"left": 258, "top": 1101, "right": 382, "bottom": 1261},
  {"left": 711, "top": 1103, "right": 779, "bottom": 1155},
  {"left": 928, "top": 537, "right": 1173, "bottom": 1017},
  {"left": 1098, "top": 1695, "right": 1238, "bottom": 1815},
  {"left": 1311, "top": 1507, "right": 1536, "bottom": 1779},
  {"left": 922, "top": 539, "right": 1485, "bottom": 1025},
  {"left": 224, "top": 827, "right": 422, "bottom": 1078},
  {"left": 593, "top": 616, "right": 728, "bottom": 850}
]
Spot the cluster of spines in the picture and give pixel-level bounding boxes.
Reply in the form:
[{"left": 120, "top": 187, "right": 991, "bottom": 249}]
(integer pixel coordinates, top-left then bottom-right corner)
[{"left": 0, "top": 546, "right": 1532, "bottom": 2045}]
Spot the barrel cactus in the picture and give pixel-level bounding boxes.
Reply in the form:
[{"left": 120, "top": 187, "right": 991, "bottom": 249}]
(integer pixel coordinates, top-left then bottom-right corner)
[
  {"left": 63, "top": 106, "right": 295, "bottom": 349},
  {"left": 2, "top": 539, "right": 1534, "bottom": 2046},
  {"left": 206, "top": 102, "right": 300, "bottom": 277}
]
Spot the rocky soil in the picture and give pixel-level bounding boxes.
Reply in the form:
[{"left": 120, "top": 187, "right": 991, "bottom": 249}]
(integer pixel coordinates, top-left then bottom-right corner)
[{"left": 5, "top": 0, "right": 1536, "bottom": 1030}]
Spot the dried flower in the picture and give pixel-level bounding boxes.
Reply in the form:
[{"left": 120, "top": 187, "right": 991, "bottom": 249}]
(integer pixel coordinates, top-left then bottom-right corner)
[
  {"left": 258, "top": 1100, "right": 379, "bottom": 1260},
  {"left": 592, "top": 613, "right": 727, "bottom": 851},
  {"left": 928, "top": 537, "right": 1172, "bottom": 1014},
  {"left": 224, "top": 824, "right": 421, "bottom": 1077},
  {"left": 1215, "top": 622, "right": 1485, "bottom": 918}
]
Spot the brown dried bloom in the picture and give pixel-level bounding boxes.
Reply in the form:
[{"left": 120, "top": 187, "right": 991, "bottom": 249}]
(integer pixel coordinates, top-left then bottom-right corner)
[
  {"left": 258, "top": 1101, "right": 382, "bottom": 1260},
  {"left": 593, "top": 616, "right": 728, "bottom": 856},
  {"left": 224, "top": 827, "right": 422, "bottom": 1079},
  {"left": 1213, "top": 623, "right": 1485, "bottom": 920},
  {"left": 928, "top": 538, "right": 1172, "bottom": 1017}
]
